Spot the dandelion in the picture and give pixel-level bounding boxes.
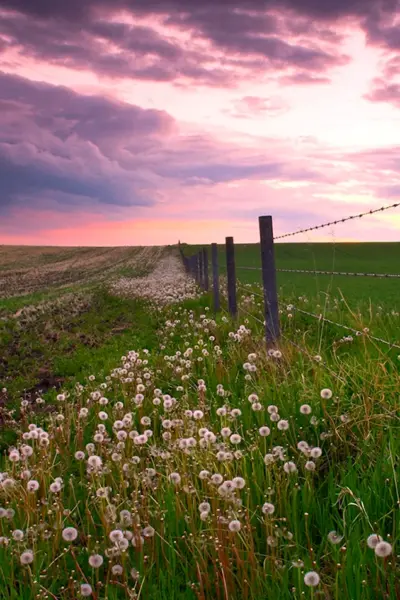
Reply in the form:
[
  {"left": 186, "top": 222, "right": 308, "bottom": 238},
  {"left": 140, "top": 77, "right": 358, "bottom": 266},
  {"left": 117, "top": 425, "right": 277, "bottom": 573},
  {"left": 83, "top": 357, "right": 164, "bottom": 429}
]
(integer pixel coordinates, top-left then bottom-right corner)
[
  {"left": 310, "top": 447, "right": 322, "bottom": 459},
  {"left": 232, "top": 476, "right": 246, "bottom": 489},
  {"left": 12, "top": 530, "right": 24, "bottom": 541},
  {"left": 211, "top": 473, "right": 223, "bottom": 485},
  {"left": 88, "top": 554, "right": 103, "bottom": 568},
  {"left": 277, "top": 419, "right": 289, "bottom": 431},
  {"left": 49, "top": 481, "right": 62, "bottom": 493},
  {"left": 221, "top": 427, "right": 232, "bottom": 438},
  {"left": 375, "top": 541, "right": 392, "bottom": 557},
  {"left": 367, "top": 534, "right": 383, "bottom": 549},
  {"left": 112, "top": 565, "right": 123, "bottom": 575},
  {"left": 199, "top": 502, "right": 211, "bottom": 513},
  {"left": 231, "top": 409, "right": 241, "bottom": 417},
  {"left": 80, "top": 583, "right": 93, "bottom": 596},
  {"left": 300, "top": 404, "right": 312, "bottom": 415},
  {"left": 169, "top": 472, "right": 181, "bottom": 485},
  {"left": 20, "top": 550, "right": 34, "bottom": 565},
  {"left": 9, "top": 450, "right": 20, "bottom": 463},
  {"left": 328, "top": 531, "right": 343, "bottom": 544},
  {"left": 142, "top": 526, "right": 155, "bottom": 538},
  {"left": 199, "top": 470, "right": 210, "bottom": 480},
  {"left": 27, "top": 480, "right": 39, "bottom": 492},
  {"left": 283, "top": 462, "right": 297, "bottom": 474},
  {"left": 262, "top": 503, "right": 275, "bottom": 515},
  {"left": 228, "top": 520, "right": 241, "bottom": 532},
  {"left": 305, "top": 461, "right": 316, "bottom": 471},
  {"left": 264, "top": 453, "right": 275, "bottom": 465},
  {"left": 75, "top": 451, "right": 85, "bottom": 460},
  {"left": 230, "top": 434, "right": 241, "bottom": 444},
  {"left": 304, "top": 571, "right": 320, "bottom": 587},
  {"left": 258, "top": 426, "right": 270, "bottom": 437},
  {"left": 320, "top": 388, "right": 332, "bottom": 400},
  {"left": 62, "top": 527, "right": 78, "bottom": 542},
  {"left": 109, "top": 530, "right": 124, "bottom": 543}
]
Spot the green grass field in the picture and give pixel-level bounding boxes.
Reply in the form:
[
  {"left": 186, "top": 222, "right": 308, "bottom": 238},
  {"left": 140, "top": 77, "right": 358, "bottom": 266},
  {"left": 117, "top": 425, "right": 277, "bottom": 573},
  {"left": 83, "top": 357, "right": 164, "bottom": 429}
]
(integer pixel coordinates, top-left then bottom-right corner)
[
  {"left": 185, "top": 242, "right": 400, "bottom": 308},
  {"left": 0, "top": 245, "right": 398, "bottom": 600}
]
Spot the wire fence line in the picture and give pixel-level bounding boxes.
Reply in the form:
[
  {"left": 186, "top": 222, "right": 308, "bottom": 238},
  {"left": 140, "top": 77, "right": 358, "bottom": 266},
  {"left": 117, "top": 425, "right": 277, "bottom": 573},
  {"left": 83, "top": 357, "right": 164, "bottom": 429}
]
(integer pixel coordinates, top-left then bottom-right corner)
[
  {"left": 237, "top": 302, "right": 346, "bottom": 383},
  {"left": 179, "top": 202, "right": 400, "bottom": 360},
  {"left": 227, "top": 264, "right": 400, "bottom": 280},
  {"left": 291, "top": 305, "right": 400, "bottom": 350},
  {"left": 274, "top": 200, "right": 400, "bottom": 240}
]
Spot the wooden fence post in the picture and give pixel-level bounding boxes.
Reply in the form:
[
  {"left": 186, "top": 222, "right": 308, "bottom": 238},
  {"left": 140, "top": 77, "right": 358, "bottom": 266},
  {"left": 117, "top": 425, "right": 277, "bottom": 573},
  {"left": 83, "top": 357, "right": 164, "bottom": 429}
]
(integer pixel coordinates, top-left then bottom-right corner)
[
  {"left": 211, "top": 243, "right": 220, "bottom": 312},
  {"left": 191, "top": 255, "right": 197, "bottom": 281},
  {"left": 198, "top": 251, "right": 204, "bottom": 289},
  {"left": 202, "top": 247, "right": 209, "bottom": 292},
  {"left": 259, "top": 216, "right": 280, "bottom": 346},
  {"left": 226, "top": 236, "right": 237, "bottom": 317}
]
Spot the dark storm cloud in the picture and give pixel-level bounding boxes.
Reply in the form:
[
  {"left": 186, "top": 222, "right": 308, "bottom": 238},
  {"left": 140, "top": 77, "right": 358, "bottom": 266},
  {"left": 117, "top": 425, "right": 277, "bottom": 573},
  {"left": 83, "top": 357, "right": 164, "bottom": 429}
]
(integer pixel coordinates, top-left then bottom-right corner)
[
  {"left": 0, "top": 0, "right": 371, "bottom": 86},
  {"left": 0, "top": 72, "right": 174, "bottom": 212},
  {"left": 0, "top": 72, "right": 332, "bottom": 217}
]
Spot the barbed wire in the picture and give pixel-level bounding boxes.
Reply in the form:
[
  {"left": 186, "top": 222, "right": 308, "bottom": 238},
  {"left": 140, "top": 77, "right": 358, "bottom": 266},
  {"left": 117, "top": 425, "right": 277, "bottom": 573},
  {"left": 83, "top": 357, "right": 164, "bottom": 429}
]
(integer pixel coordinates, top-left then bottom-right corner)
[
  {"left": 274, "top": 201, "right": 400, "bottom": 240},
  {"left": 280, "top": 332, "right": 346, "bottom": 383},
  {"left": 291, "top": 305, "right": 400, "bottom": 350},
  {"left": 226, "top": 264, "right": 400, "bottom": 279},
  {"left": 237, "top": 300, "right": 346, "bottom": 382},
  {"left": 277, "top": 268, "right": 400, "bottom": 278}
]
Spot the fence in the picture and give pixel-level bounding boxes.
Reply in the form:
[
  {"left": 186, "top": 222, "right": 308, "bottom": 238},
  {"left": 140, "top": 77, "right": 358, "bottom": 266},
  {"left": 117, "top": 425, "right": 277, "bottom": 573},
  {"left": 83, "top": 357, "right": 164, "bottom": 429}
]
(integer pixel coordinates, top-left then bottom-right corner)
[{"left": 178, "top": 201, "right": 400, "bottom": 350}]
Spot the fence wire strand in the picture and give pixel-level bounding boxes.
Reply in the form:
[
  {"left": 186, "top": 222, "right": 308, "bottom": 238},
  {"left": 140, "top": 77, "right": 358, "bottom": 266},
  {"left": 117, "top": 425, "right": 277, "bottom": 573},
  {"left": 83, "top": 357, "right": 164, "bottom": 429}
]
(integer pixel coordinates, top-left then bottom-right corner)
[
  {"left": 274, "top": 201, "right": 400, "bottom": 240},
  {"left": 291, "top": 305, "right": 400, "bottom": 350}
]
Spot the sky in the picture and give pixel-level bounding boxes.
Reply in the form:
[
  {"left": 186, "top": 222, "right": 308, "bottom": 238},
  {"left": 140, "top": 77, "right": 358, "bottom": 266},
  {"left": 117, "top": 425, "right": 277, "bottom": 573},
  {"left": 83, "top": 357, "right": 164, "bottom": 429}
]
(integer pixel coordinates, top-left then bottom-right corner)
[{"left": 0, "top": 0, "right": 400, "bottom": 246}]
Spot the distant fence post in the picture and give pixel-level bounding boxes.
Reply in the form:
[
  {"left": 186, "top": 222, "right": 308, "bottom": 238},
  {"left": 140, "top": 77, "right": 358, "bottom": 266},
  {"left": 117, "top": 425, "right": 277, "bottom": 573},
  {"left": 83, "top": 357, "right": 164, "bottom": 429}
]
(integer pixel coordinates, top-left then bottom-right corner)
[
  {"left": 259, "top": 216, "right": 280, "bottom": 346},
  {"left": 211, "top": 243, "right": 220, "bottom": 313},
  {"left": 198, "top": 251, "right": 204, "bottom": 289},
  {"left": 226, "top": 236, "right": 237, "bottom": 317},
  {"left": 191, "top": 255, "right": 197, "bottom": 282},
  {"left": 202, "top": 247, "right": 209, "bottom": 292}
]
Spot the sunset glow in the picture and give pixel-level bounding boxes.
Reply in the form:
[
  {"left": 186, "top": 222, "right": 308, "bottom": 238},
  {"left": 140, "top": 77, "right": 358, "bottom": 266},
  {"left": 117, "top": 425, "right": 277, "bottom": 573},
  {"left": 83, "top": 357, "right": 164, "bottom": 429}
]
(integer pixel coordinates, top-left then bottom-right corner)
[{"left": 0, "top": 0, "right": 400, "bottom": 245}]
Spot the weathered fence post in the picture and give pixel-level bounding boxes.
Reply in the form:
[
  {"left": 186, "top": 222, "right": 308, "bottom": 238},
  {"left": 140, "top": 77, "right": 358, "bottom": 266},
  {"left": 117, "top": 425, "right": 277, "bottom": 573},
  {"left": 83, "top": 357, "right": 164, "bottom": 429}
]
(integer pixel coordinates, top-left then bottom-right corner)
[
  {"left": 226, "top": 236, "right": 237, "bottom": 317},
  {"left": 211, "top": 243, "right": 220, "bottom": 313},
  {"left": 259, "top": 216, "right": 280, "bottom": 346},
  {"left": 198, "top": 251, "right": 204, "bottom": 289},
  {"left": 191, "top": 255, "right": 197, "bottom": 281},
  {"left": 202, "top": 247, "right": 209, "bottom": 292}
]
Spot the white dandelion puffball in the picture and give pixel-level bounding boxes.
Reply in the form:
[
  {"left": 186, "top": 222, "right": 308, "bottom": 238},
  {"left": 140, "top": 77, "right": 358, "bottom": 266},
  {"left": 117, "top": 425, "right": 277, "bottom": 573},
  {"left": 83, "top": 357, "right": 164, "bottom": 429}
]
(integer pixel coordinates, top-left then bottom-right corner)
[
  {"left": 112, "top": 565, "right": 123, "bottom": 576},
  {"left": 328, "top": 531, "right": 343, "bottom": 545},
  {"left": 228, "top": 520, "right": 241, "bottom": 532},
  {"left": 320, "top": 388, "right": 333, "bottom": 400},
  {"left": 232, "top": 477, "right": 246, "bottom": 489},
  {"left": 169, "top": 472, "right": 181, "bottom": 484},
  {"left": 20, "top": 550, "right": 34, "bottom": 565},
  {"left": 27, "top": 480, "right": 39, "bottom": 492},
  {"left": 283, "top": 461, "right": 297, "bottom": 474},
  {"left": 375, "top": 541, "right": 392, "bottom": 557},
  {"left": 262, "top": 502, "right": 275, "bottom": 515},
  {"left": 81, "top": 583, "right": 93, "bottom": 596},
  {"left": 259, "top": 426, "right": 271, "bottom": 437},
  {"left": 304, "top": 571, "right": 320, "bottom": 587},
  {"left": 88, "top": 554, "right": 103, "bottom": 568},
  {"left": 300, "top": 404, "right": 312, "bottom": 415},
  {"left": 367, "top": 534, "right": 383, "bottom": 549},
  {"left": 62, "top": 527, "right": 78, "bottom": 542}
]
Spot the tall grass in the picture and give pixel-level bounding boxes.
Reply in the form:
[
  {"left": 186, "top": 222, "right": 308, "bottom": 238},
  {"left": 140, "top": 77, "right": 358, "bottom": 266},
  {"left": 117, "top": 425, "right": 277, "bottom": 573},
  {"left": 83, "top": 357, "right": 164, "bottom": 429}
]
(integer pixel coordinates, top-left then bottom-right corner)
[{"left": 0, "top": 281, "right": 398, "bottom": 599}]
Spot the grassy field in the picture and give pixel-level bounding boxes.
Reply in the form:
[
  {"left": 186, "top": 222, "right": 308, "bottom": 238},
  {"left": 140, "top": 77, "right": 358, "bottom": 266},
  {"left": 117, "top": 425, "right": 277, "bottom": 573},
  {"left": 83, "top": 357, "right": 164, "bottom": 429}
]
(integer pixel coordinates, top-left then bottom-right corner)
[
  {"left": 185, "top": 242, "right": 400, "bottom": 309},
  {"left": 0, "top": 244, "right": 398, "bottom": 599}
]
